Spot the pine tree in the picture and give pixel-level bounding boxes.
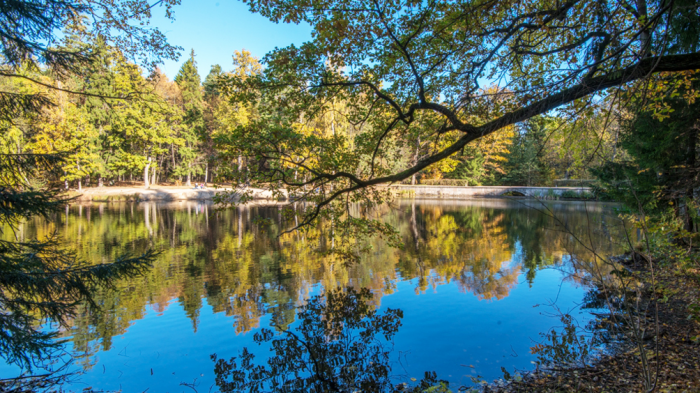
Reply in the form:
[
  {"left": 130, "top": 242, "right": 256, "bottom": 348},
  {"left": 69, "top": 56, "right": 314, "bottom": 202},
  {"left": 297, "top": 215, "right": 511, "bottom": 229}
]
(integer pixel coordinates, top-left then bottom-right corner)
[
  {"left": 203, "top": 64, "right": 223, "bottom": 100},
  {"left": 0, "top": 0, "right": 175, "bottom": 384},
  {"left": 0, "top": 152, "right": 159, "bottom": 368},
  {"left": 593, "top": 76, "right": 700, "bottom": 231},
  {"left": 500, "top": 117, "right": 555, "bottom": 186},
  {"left": 202, "top": 64, "right": 225, "bottom": 181},
  {"left": 175, "top": 50, "right": 206, "bottom": 186}
]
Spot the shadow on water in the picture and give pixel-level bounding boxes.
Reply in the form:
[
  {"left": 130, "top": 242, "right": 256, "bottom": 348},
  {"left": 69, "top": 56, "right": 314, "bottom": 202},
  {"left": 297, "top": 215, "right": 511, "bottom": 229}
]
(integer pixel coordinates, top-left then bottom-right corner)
[{"left": 0, "top": 199, "right": 627, "bottom": 391}]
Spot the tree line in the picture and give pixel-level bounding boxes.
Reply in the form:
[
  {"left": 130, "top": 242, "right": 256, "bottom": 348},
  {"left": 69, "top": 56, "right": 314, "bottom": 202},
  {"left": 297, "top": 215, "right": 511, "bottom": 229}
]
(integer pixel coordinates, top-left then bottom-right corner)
[
  {"left": 0, "top": 37, "right": 642, "bottom": 192},
  {"left": 0, "top": 37, "right": 267, "bottom": 190},
  {"left": 3, "top": 32, "right": 695, "bottom": 212}
]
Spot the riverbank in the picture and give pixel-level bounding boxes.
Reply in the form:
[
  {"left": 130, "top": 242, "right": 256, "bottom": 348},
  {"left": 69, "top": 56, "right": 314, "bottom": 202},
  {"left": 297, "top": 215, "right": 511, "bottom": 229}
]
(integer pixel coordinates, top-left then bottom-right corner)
[
  {"left": 71, "top": 184, "right": 596, "bottom": 202},
  {"left": 72, "top": 186, "right": 282, "bottom": 202},
  {"left": 488, "top": 258, "right": 700, "bottom": 392}
]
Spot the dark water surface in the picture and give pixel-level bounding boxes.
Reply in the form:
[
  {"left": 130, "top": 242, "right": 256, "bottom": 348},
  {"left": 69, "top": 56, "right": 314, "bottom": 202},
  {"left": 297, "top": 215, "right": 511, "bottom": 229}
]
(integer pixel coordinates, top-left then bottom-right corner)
[{"left": 1, "top": 199, "right": 628, "bottom": 392}]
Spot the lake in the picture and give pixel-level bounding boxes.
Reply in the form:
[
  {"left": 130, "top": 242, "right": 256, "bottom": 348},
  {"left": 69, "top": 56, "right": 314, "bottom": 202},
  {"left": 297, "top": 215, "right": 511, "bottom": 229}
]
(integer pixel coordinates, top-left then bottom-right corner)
[{"left": 1, "top": 198, "right": 628, "bottom": 392}]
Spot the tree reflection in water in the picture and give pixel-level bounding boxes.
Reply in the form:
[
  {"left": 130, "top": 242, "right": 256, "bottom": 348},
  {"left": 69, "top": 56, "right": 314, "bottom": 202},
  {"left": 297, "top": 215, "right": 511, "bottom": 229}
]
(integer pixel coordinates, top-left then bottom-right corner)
[
  {"left": 3, "top": 199, "right": 624, "bottom": 372},
  {"left": 213, "top": 287, "right": 448, "bottom": 393}
]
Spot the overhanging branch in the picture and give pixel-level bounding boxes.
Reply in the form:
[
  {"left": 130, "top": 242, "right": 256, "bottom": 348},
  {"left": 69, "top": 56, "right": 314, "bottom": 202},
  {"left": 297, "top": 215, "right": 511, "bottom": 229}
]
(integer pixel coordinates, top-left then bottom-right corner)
[{"left": 313, "top": 51, "right": 700, "bottom": 193}]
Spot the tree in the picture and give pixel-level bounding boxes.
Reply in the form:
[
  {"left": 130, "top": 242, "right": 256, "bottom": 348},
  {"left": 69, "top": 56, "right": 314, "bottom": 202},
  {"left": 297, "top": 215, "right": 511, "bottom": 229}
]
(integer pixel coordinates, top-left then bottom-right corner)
[
  {"left": 147, "top": 67, "right": 187, "bottom": 185},
  {"left": 0, "top": 153, "right": 158, "bottom": 375},
  {"left": 99, "top": 58, "right": 182, "bottom": 189},
  {"left": 593, "top": 75, "right": 700, "bottom": 231},
  {"left": 202, "top": 65, "right": 225, "bottom": 180},
  {"left": 220, "top": 0, "right": 700, "bottom": 234},
  {"left": 203, "top": 64, "right": 224, "bottom": 100},
  {"left": 175, "top": 50, "right": 206, "bottom": 186},
  {"left": 447, "top": 127, "right": 515, "bottom": 185},
  {"left": 0, "top": 0, "right": 178, "bottom": 384},
  {"left": 0, "top": 0, "right": 181, "bottom": 121},
  {"left": 110, "top": 91, "right": 179, "bottom": 189},
  {"left": 500, "top": 116, "right": 556, "bottom": 186},
  {"left": 214, "top": 50, "right": 265, "bottom": 183},
  {"left": 31, "top": 102, "right": 102, "bottom": 191}
]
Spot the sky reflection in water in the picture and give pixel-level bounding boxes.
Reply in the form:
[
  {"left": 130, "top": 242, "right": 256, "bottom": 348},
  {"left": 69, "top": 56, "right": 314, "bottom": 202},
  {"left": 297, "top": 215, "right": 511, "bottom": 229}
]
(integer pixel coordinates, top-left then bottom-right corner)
[{"left": 1, "top": 199, "right": 627, "bottom": 392}]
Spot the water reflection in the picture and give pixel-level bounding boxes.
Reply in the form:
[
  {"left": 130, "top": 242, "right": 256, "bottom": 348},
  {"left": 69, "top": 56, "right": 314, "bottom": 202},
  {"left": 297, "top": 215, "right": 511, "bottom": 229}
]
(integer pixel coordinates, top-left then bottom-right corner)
[
  {"left": 2, "top": 198, "right": 625, "bottom": 388},
  {"left": 213, "top": 287, "right": 413, "bottom": 393},
  {"left": 397, "top": 199, "right": 618, "bottom": 299}
]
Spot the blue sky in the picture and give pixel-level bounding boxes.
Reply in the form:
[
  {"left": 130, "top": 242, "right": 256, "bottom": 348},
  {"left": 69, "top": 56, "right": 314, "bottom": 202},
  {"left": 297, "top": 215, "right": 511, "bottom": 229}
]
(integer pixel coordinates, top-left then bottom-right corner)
[{"left": 149, "top": 0, "right": 312, "bottom": 80}]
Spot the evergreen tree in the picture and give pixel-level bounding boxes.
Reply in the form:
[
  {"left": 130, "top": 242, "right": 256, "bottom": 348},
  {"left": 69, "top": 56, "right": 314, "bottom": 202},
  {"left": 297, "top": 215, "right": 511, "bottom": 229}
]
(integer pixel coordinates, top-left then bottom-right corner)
[
  {"left": 500, "top": 117, "right": 555, "bottom": 186},
  {"left": 593, "top": 76, "right": 700, "bottom": 231},
  {"left": 0, "top": 153, "right": 159, "bottom": 372},
  {"left": 203, "top": 64, "right": 224, "bottom": 100},
  {"left": 448, "top": 150, "right": 488, "bottom": 185},
  {"left": 203, "top": 64, "right": 225, "bottom": 181},
  {"left": 0, "top": 0, "right": 175, "bottom": 384},
  {"left": 72, "top": 38, "right": 125, "bottom": 188},
  {"left": 175, "top": 50, "right": 206, "bottom": 185}
]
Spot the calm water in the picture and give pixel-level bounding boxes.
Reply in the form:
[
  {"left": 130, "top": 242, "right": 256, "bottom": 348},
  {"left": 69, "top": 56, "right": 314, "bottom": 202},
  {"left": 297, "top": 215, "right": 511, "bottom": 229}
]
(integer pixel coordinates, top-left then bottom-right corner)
[{"left": 1, "top": 199, "right": 627, "bottom": 392}]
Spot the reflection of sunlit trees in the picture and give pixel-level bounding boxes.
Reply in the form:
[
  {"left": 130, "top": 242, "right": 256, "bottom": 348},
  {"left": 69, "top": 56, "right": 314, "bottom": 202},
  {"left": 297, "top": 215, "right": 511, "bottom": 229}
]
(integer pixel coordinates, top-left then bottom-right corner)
[
  {"left": 208, "top": 224, "right": 266, "bottom": 334},
  {"left": 395, "top": 203, "right": 518, "bottom": 299},
  {"left": 457, "top": 259, "right": 521, "bottom": 301},
  {"left": 392, "top": 201, "right": 623, "bottom": 300},
  {"left": 454, "top": 214, "right": 522, "bottom": 300},
  {"left": 4, "top": 200, "right": 625, "bottom": 367}
]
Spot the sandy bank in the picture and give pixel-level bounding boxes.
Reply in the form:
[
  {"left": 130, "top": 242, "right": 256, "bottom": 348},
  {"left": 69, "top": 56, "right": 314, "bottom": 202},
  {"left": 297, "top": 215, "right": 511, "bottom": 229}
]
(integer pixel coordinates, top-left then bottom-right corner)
[
  {"left": 74, "top": 184, "right": 596, "bottom": 203},
  {"left": 74, "top": 186, "right": 283, "bottom": 202}
]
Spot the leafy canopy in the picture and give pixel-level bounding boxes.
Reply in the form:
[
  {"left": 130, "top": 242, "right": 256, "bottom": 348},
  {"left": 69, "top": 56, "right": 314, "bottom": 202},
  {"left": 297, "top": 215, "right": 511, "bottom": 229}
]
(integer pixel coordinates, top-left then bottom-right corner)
[{"left": 216, "top": 0, "right": 700, "bottom": 238}]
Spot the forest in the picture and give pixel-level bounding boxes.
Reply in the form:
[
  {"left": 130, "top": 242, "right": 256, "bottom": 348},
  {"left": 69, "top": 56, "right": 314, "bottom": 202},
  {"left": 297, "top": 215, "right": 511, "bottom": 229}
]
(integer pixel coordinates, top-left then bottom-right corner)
[{"left": 2, "top": 42, "right": 622, "bottom": 190}]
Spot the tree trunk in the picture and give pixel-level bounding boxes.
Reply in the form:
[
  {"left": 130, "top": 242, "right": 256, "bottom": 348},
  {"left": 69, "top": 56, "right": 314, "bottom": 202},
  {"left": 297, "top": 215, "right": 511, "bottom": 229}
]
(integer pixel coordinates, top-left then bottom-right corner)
[
  {"left": 186, "top": 169, "right": 191, "bottom": 187},
  {"left": 144, "top": 156, "right": 152, "bottom": 188},
  {"left": 636, "top": 0, "right": 651, "bottom": 58},
  {"left": 682, "top": 127, "right": 697, "bottom": 232},
  {"left": 159, "top": 155, "right": 165, "bottom": 184},
  {"left": 151, "top": 164, "right": 157, "bottom": 187},
  {"left": 99, "top": 176, "right": 104, "bottom": 187},
  {"left": 411, "top": 136, "right": 421, "bottom": 185},
  {"left": 77, "top": 159, "right": 82, "bottom": 191}
]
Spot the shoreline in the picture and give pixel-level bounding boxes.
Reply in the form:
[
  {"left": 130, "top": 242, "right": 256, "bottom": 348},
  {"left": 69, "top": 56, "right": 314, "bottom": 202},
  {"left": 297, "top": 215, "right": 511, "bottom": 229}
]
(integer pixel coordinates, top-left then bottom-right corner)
[
  {"left": 72, "top": 186, "right": 281, "bottom": 202},
  {"left": 487, "top": 255, "right": 700, "bottom": 392},
  {"left": 71, "top": 185, "right": 598, "bottom": 203}
]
